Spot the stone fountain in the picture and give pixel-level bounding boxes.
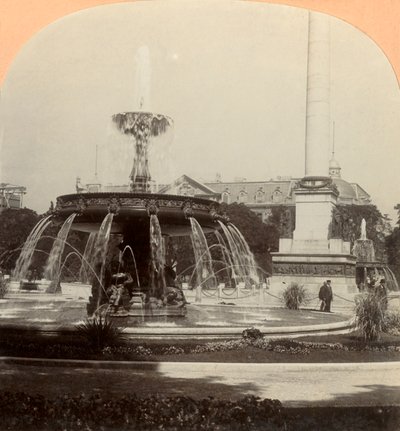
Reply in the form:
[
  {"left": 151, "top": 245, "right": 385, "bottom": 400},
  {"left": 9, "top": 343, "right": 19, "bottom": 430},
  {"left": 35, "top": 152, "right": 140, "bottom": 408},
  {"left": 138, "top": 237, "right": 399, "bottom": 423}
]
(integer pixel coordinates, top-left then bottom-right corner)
[
  {"left": 353, "top": 218, "right": 399, "bottom": 291},
  {"left": 53, "top": 110, "right": 227, "bottom": 317},
  {"left": 11, "top": 46, "right": 259, "bottom": 319}
]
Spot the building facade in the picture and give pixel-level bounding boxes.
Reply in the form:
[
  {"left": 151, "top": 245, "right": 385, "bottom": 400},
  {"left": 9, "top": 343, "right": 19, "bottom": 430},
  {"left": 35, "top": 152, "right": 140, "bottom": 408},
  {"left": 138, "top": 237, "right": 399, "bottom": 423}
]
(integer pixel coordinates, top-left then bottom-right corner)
[
  {"left": 158, "top": 157, "right": 371, "bottom": 223},
  {"left": 0, "top": 183, "right": 26, "bottom": 212}
]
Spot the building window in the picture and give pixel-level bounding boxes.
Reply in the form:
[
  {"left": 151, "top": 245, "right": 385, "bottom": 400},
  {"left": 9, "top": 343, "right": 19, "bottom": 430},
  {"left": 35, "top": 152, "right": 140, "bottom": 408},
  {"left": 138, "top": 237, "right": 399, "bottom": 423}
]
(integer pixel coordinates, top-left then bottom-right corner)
[
  {"left": 222, "top": 190, "right": 230, "bottom": 204},
  {"left": 271, "top": 187, "right": 282, "bottom": 203},
  {"left": 238, "top": 190, "right": 247, "bottom": 203},
  {"left": 255, "top": 188, "right": 265, "bottom": 203}
]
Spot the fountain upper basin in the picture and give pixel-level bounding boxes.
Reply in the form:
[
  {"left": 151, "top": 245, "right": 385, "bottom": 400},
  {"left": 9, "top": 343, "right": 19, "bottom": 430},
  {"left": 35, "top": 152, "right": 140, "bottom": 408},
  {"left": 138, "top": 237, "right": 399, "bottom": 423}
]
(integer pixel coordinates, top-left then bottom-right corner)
[{"left": 54, "top": 192, "right": 223, "bottom": 236}]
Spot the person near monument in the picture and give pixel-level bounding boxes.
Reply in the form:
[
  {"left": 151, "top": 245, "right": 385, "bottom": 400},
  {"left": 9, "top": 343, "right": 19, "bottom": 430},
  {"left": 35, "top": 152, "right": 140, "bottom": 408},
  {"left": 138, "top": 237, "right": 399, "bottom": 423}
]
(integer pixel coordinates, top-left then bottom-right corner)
[{"left": 319, "top": 280, "right": 333, "bottom": 312}]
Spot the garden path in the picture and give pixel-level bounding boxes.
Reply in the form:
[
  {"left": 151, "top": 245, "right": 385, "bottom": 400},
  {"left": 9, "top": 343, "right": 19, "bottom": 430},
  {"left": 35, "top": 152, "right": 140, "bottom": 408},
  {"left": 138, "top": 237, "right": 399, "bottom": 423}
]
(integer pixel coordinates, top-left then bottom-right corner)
[{"left": 0, "top": 358, "right": 399, "bottom": 407}]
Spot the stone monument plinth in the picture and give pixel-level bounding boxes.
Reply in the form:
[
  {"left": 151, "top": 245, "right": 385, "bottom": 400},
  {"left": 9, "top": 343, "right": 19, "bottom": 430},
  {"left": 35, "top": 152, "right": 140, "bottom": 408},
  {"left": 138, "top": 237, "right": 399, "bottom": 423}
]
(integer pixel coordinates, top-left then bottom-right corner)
[{"left": 271, "top": 177, "right": 357, "bottom": 298}]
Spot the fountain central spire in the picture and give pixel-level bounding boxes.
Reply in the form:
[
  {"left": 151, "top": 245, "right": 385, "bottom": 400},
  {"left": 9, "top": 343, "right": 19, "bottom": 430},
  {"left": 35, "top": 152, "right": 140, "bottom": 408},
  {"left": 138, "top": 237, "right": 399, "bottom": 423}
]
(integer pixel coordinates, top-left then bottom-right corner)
[
  {"left": 111, "top": 47, "right": 172, "bottom": 192},
  {"left": 135, "top": 46, "right": 151, "bottom": 111},
  {"left": 112, "top": 112, "right": 173, "bottom": 192}
]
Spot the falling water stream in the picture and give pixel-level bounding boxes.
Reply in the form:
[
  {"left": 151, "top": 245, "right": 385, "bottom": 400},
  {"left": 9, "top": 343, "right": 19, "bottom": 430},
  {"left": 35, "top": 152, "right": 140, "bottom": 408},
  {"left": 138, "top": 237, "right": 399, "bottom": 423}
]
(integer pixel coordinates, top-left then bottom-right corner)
[
  {"left": 190, "top": 217, "right": 217, "bottom": 289},
  {"left": 217, "top": 221, "right": 247, "bottom": 283},
  {"left": 91, "top": 213, "right": 114, "bottom": 278},
  {"left": 149, "top": 214, "right": 166, "bottom": 297},
  {"left": 227, "top": 223, "right": 259, "bottom": 284},
  {"left": 79, "top": 232, "right": 97, "bottom": 283},
  {"left": 120, "top": 245, "right": 141, "bottom": 289},
  {"left": 44, "top": 213, "right": 77, "bottom": 288},
  {"left": 13, "top": 215, "right": 52, "bottom": 280},
  {"left": 89, "top": 213, "right": 114, "bottom": 310}
]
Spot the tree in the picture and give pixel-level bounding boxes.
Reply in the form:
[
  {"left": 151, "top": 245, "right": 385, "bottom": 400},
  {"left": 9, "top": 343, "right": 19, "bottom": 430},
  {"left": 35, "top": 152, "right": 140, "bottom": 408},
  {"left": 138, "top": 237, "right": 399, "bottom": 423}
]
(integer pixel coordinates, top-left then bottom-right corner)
[
  {"left": 221, "top": 202, "right": 280, "bottom": 275},
  {"left": 0, "top": 208, "right": 91, "bottom": 280},
  {"left": 386, "top": 204, "right": 400, "bottom": 283},
  {"left": 0, "top": 208, "right": 40, "bottom": 272},
  {"left": 169, "top": 203, "right": 280, "bottom": 282},
  {"left": 332, "top": 204, "right": 390, "bottom": 262}
]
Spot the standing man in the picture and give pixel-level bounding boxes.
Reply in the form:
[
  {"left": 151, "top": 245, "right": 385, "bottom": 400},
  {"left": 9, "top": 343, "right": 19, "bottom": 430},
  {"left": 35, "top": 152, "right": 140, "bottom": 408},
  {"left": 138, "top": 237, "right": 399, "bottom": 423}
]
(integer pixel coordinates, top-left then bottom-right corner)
[{"left": 319, "top": 280, "right": 333, "bottom": 312}]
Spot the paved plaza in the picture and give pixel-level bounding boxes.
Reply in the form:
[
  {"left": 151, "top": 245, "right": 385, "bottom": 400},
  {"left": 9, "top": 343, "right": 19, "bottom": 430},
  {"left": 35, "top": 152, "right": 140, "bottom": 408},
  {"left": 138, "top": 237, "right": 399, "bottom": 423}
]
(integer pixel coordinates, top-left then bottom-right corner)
[{"left": 1, "top": 358, "right": 399, "bottom": 407}]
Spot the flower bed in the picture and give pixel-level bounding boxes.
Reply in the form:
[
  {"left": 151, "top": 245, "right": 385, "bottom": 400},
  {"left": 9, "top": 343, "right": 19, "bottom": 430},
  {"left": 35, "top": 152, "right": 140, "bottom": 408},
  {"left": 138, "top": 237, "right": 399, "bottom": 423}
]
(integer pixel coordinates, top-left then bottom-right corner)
[
  {"left": 0, "top": 392, "right": 399, "bottom": 430},
  {"left": 0, "top": 392, "right": 283, "bottom": 430},
  {"left": 1, "top": 333, "right": 400, "bottom": 361}
]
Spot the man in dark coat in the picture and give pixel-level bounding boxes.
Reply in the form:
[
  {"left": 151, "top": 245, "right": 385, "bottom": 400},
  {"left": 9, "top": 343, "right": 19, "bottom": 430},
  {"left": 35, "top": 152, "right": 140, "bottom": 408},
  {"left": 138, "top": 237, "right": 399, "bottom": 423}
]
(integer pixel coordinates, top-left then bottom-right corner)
[{"left": 319, "top": 280, "right": 333, "bottom": 312}]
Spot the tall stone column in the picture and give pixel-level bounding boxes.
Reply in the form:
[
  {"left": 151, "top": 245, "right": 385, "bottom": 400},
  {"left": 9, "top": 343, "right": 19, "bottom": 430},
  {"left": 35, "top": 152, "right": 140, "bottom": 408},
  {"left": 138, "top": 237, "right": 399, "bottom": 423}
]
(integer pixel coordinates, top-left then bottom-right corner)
[
  {"left": 304, "top": 12, "right": 330, "bottom": 178},
  {"left": 293, "top": 12, "right": 336, "bottom": 242},
  {"left": 271, "top": 12, "right": 357, "bottom": 300}
]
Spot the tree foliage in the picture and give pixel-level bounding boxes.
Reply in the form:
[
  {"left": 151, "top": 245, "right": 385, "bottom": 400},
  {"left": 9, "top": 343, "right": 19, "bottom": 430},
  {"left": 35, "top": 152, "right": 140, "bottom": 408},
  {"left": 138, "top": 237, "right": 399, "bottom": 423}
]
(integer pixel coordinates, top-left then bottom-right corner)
[
  {"left": 334, "top": 204, "right": 391, "bottom": 262},
  {"left": 170, "top": 203, "right": 280, "bottom": 281},
  {"left": 386, "top": 204, "right": 400, "bottom": 283},
  {"left": 0, "top": 208, "right": 40, "bottom": 272},
  {"left": 220, "top": 202, "right": 280, "bottom": 275},
  {"left": 0, "top": 208, "right": 89, "bottom": 279}
]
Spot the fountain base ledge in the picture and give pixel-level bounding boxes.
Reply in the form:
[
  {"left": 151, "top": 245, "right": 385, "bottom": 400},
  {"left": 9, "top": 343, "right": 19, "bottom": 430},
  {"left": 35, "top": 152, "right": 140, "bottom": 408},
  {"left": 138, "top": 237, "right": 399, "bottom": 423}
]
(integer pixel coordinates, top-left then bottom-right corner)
[
  {"left": 0, "top": 318, "right": 356, "bottom": 339},
  {"left": 54, "top": 192, "right": 224, "bottom": 235}
]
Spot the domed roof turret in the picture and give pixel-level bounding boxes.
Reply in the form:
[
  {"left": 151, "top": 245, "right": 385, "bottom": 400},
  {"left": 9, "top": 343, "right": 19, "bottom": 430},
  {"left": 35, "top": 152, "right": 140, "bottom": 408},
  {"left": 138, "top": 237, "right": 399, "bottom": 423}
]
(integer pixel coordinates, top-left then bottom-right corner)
[
  {"left": 332, "top": 178, "right": 357, "bottom": 201},
  {"left": 329, "top": 151, "right": 341, "bottom": 178},
  {"left": 329, "top": 157, "right": 341, "bottom": 169}
]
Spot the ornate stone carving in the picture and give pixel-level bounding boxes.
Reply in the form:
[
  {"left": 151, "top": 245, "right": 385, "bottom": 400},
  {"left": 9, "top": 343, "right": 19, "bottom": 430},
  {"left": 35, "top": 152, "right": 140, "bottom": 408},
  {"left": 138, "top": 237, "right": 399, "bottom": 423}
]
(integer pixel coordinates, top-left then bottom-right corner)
[
  {"left": 145, "top": 199, "right": 159, "bottom": 216},
  {"left": 182, "top": 201, "right": 194, "bottom": 219},
  {"left": 121, "top": 197, "right": 146, "bottom": 207},
  {"left": 108, "top": 197, "right": 121, "bottom": 215},
  {"left": 298, "top": 176, "right": 332, "bottom": 190},
  {"left": 209, "top": 205, "right": 219, "bottom": 221},
  {"left": 76, "top": 197, "right": 88, "bottom": 215},
  {"left": 273, "top": 262, "right": 354, "bottom": 276},
  {"left": 85, "top": 198, "right": 107, "bottom": 206},
  {"left": 220, "top": 213, "right": 230, "bottom": 224}
]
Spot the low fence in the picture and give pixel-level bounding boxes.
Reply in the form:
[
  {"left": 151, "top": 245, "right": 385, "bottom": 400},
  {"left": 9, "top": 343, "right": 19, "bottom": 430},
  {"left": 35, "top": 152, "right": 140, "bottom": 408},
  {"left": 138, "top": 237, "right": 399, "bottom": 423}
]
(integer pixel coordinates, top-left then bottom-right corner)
[{"left": 183, "top": 283, "right": 280, "bottom": 306}]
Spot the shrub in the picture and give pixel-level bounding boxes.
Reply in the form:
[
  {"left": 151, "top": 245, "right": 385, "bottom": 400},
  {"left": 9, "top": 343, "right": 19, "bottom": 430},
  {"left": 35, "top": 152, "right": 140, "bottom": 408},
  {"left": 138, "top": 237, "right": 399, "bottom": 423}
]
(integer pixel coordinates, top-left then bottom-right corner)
[
  {"left": 242, "top": 327, "right": 263, "bottom": 340},
  {"left": 0, "top": 392, "right": 284, "bottom": 430},
  {"left": 282, "top": 282, "right": 308, "bottom": 310},
  {"left": 355, "top": 292, "right": 386, "bottom": 342},
  {"left": 384, "top": 311, "right": 400, "bottom": 336},
  {"left": 75, "top": 316, "right": 125, "bottom": 351}
]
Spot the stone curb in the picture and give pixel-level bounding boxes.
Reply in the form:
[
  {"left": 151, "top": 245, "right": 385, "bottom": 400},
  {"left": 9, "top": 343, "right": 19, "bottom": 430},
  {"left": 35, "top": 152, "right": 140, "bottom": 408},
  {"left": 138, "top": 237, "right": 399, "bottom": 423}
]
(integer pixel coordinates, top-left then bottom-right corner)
[
  {"left": 0, "top": 317, "right": 355, "bottom": 339},
  {"left": 1, "top": 357, "right": 399, "bottom": 371},
  {"left": 122, "top": 318, "right": 356, "bottom": 336}
]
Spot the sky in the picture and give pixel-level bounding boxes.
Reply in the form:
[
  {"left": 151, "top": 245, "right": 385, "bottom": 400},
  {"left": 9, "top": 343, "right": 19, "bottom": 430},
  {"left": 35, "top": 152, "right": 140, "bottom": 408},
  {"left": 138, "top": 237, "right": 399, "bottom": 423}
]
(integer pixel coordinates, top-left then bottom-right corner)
[{"left": 0, "top": 0, "right": 399, "bottom": 221}]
